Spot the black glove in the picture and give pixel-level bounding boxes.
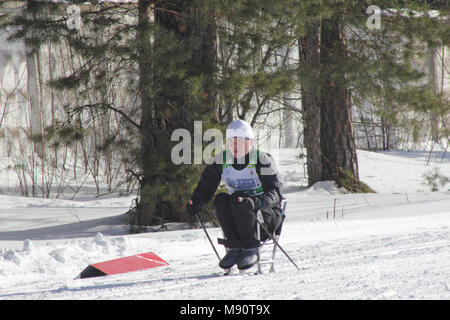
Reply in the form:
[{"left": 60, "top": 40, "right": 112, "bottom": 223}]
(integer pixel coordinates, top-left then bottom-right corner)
[
  {"left": 186, "top": 199, "right": 203, "bottom": 217},
  {"left": 237, "top": 196, "right": 262, "bottom": 211}
]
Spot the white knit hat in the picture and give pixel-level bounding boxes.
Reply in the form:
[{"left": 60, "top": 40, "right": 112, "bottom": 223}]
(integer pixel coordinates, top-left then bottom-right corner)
[{"left": 226, "top": 119, "right": 254, "bottom": 140}]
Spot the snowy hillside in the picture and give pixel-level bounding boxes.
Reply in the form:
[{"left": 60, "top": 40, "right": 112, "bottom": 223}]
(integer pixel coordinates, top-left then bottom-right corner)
[{"left": 0, "top": 148, "right": 449, "bottom": 300}]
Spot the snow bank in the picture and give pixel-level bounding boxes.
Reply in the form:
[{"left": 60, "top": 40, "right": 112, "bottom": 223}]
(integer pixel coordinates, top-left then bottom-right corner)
[
  {"left": 303, "top": 181, "right": 348, "bottom": 195},
  {"left": 0, "top": 209, "right": 449, "bottom": 299},
  {"left": 0, "top": 194, "right": 136, "bottom": 209}
]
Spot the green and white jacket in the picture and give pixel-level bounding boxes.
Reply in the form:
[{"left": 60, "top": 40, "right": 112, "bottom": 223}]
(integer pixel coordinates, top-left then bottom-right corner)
[{"left": 191, "top": 148, "right": 283, "bottom": 212}]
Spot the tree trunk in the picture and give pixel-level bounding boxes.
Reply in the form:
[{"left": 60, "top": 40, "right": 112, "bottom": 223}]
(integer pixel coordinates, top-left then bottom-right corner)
[
  {"left": 299, "top": 21, "right": 322, "bottom": 186},
  {"left": 281, "top": 98, "right": 294, "bottom": 148},
  {"left": 427, "top": 42, "right": 441, "bottom": 143},
  {"left": 137, "top": 0, "right": 156, "bottom": 227},
  {"left": 319, "top": 17, "right": 360, "bottom": 190},
  {"left": 27, "top": 47, "right": 43, "bottom": 159}
]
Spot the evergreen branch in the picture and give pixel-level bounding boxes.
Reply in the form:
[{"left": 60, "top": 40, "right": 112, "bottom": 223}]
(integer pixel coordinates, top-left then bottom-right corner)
[
  {"left": 153, "top": 6, "right": 181, "bottom": 17},
  {"left": 73, "top": 103, "right": 141, "bottom": 130}
]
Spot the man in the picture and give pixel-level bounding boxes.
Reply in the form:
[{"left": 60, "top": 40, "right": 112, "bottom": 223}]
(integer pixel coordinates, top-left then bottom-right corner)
[{"left": 186, "top": 119, "right": 284, "bottom": 271}]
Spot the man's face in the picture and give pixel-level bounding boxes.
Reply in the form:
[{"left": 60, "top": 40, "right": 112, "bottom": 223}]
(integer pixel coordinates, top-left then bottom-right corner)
[{"left": 227, "top": 137, "right": 254, "bottom": 158}]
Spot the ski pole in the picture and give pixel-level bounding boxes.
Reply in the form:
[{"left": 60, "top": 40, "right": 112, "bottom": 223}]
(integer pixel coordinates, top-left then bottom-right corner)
[
  {"left": 196, "top": 213, "right": 221, "bottom": 261},
  {"left": 237, "top": 197, "right": 300, "bottom": 271}
]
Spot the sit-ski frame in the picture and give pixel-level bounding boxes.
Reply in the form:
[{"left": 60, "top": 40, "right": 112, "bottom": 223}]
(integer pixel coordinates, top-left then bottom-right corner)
[{"left": 222, "top": 198, "right": 288, "bottom": 275}]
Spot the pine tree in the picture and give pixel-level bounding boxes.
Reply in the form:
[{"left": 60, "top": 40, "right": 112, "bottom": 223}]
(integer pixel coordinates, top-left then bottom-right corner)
[
  {"left": 298, "top": 1, "right": 449, "bottom": 191},
  {"left": 137, "top": 0, "right": 218, "bottom": 226},
  {"left": 0, "top": 0, "right": 219, "bottom": 228},
  {"left": 213, "top": 0, "right": 298, "bottom": 125}
]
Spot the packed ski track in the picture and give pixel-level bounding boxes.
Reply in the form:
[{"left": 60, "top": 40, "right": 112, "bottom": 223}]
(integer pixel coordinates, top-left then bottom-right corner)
[{"left": 0, "top": 149, "right": 449, "bottom": 300}]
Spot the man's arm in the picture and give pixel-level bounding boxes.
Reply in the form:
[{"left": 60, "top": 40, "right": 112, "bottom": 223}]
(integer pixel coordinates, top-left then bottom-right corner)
[
  {"left": 257, "top": 152, "right": 283, "bottom": 210},
  {"left": 190, "top": 163, "right": 222, "bottom": 207}
]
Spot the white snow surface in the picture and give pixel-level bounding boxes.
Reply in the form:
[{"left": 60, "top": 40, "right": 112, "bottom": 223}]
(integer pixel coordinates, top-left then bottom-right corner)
[{"left": 0, "top": 149, "right": 449, "bottom": 300}]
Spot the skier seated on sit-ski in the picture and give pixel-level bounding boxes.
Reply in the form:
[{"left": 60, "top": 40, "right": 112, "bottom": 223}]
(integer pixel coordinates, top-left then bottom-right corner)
[{"left": 186, "top": 119, "right": 284, "bottom": 271}]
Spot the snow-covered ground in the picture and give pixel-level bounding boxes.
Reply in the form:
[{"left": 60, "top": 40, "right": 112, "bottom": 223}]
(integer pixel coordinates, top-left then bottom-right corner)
[{"left": 0, "top": 148, "right": 449, "bottom": 300}]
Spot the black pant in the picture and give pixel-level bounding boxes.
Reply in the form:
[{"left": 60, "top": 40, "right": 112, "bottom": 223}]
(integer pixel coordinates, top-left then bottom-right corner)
[{"left": 213, "top": 193, "right": 282, "bottom": 243}]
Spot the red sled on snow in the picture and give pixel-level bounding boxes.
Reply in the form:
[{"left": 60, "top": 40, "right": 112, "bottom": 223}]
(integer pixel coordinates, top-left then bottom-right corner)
[{"left": 77, "top": 252, "right": 169, "bottom": 279}]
